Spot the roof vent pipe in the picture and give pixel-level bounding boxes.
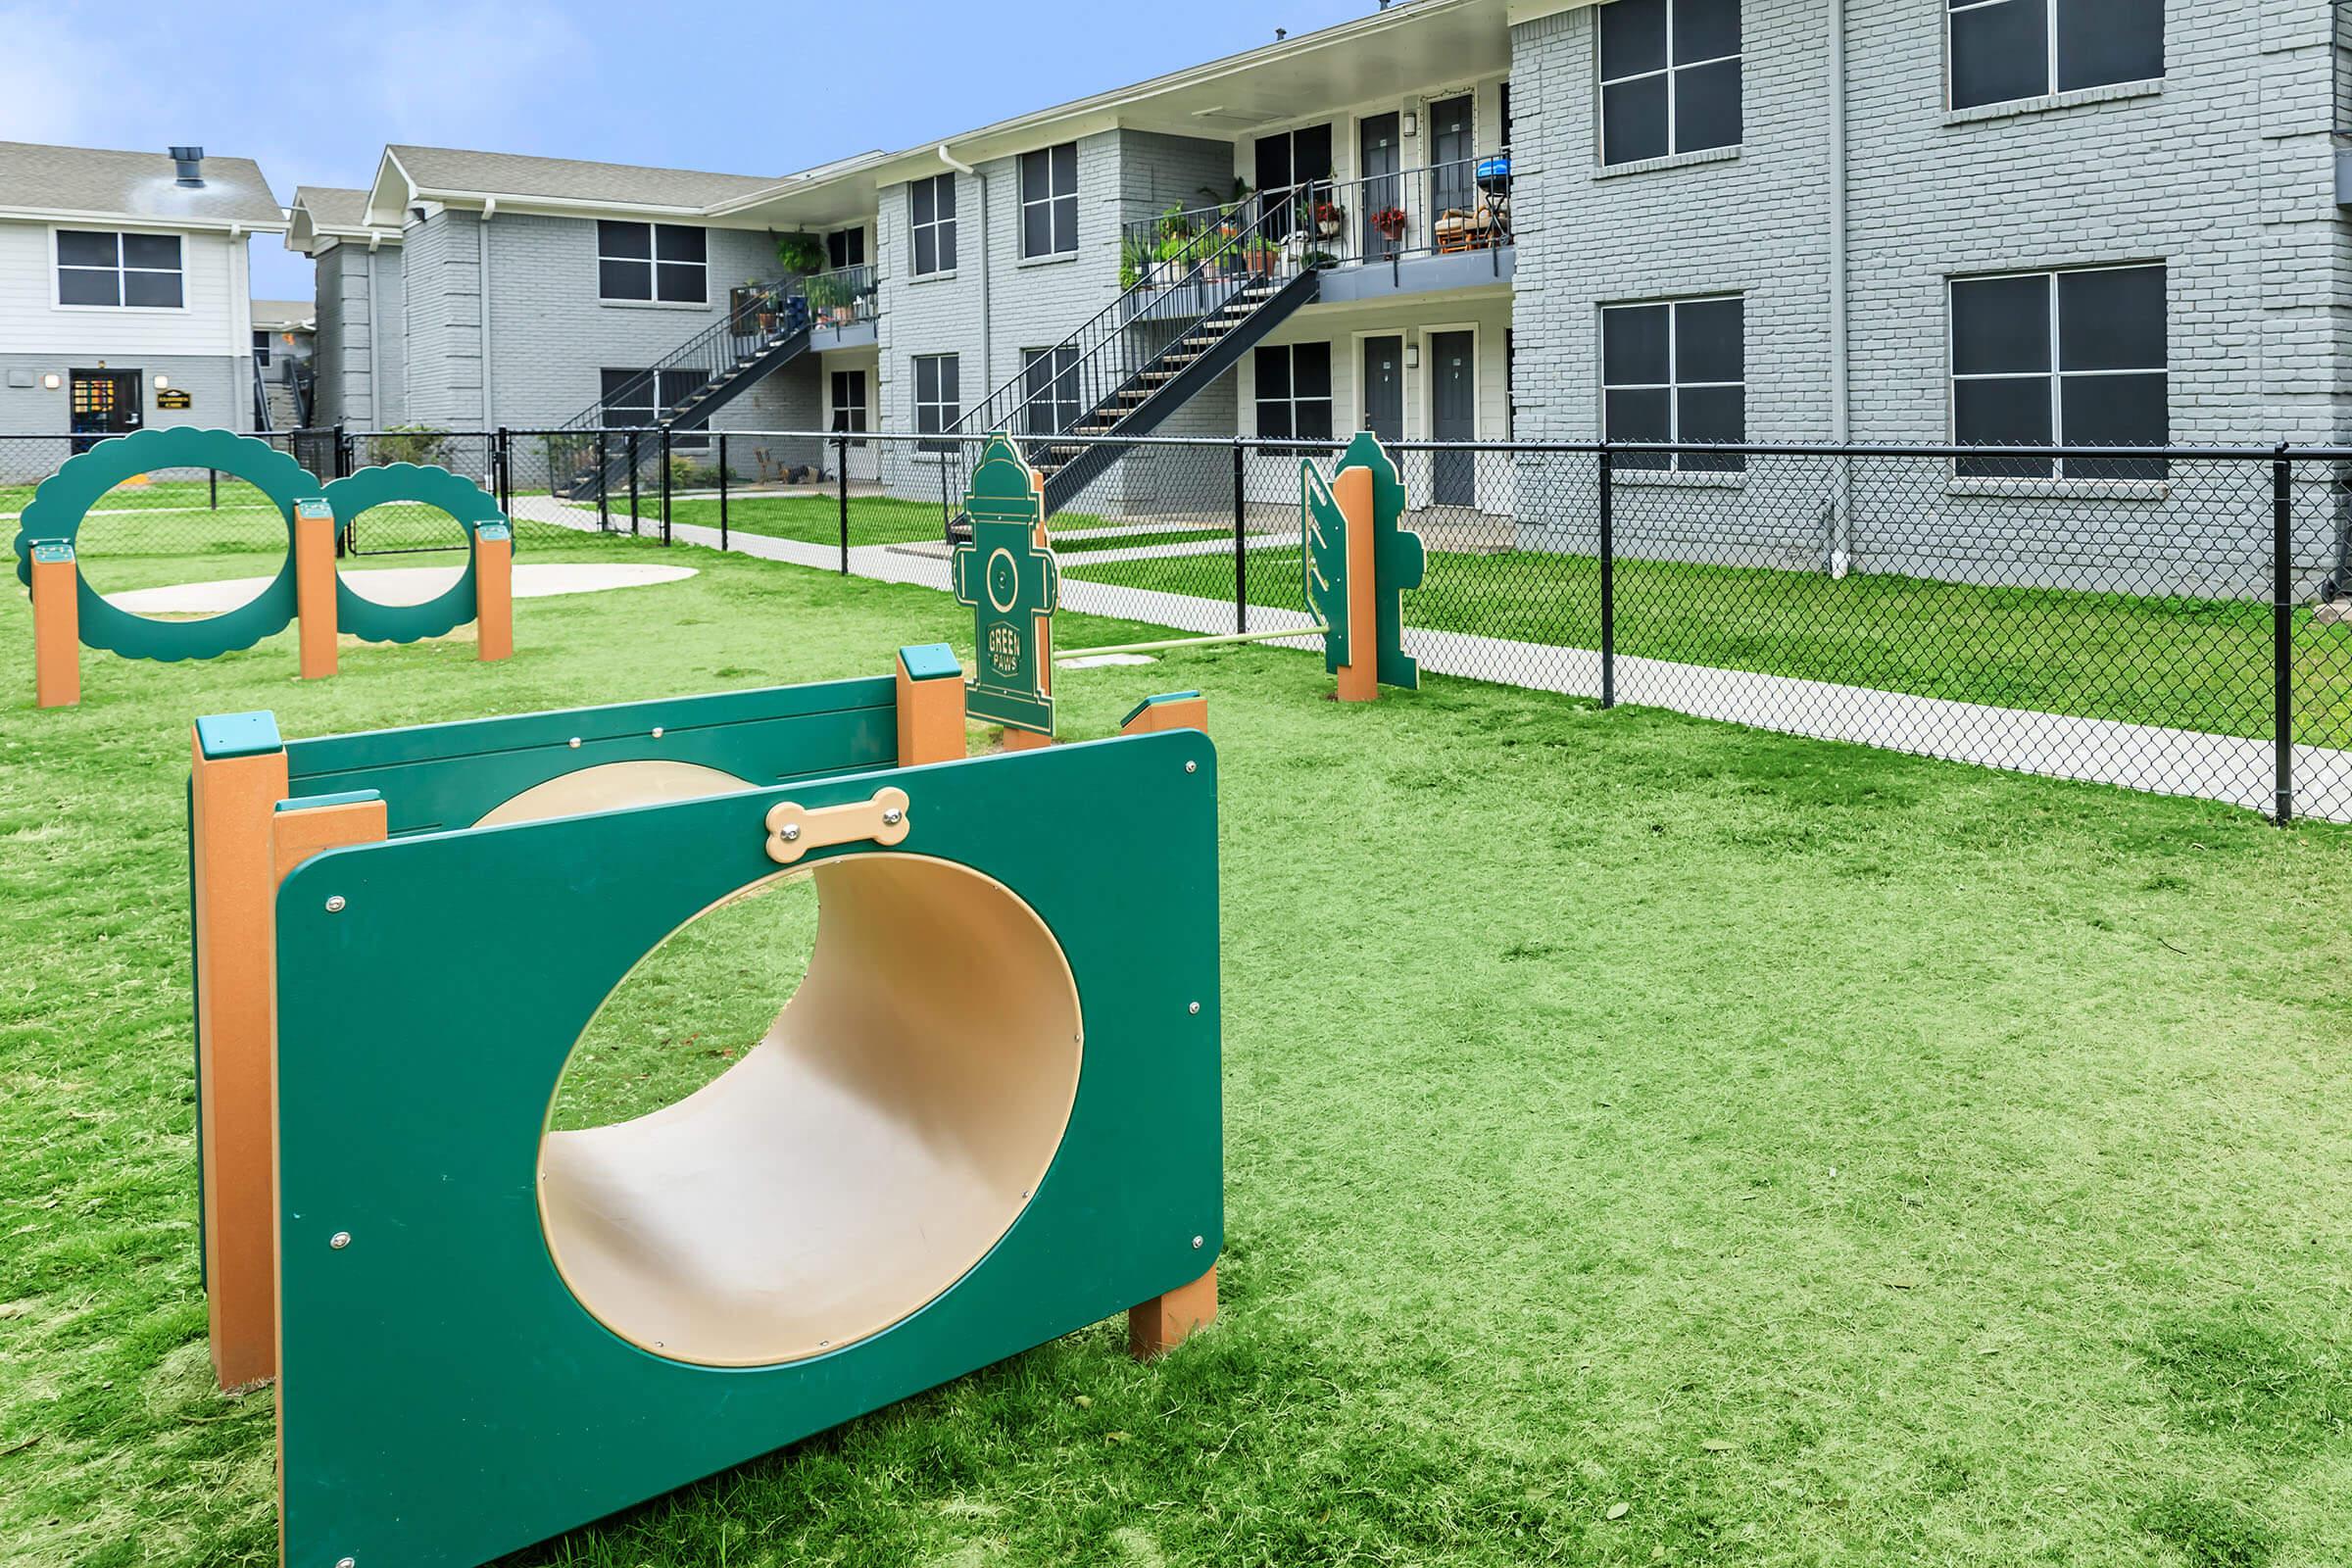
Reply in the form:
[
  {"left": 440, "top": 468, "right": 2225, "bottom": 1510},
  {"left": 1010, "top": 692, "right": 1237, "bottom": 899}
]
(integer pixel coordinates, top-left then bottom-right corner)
[{"left": 169, "top": 146, "right": 205, "bottom": 187}]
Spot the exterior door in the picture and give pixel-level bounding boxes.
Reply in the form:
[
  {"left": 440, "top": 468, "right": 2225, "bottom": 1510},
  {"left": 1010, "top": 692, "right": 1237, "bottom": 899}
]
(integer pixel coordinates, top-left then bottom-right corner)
[
  {"left": 1362, "top": 336, "right": 1404, "bottom": 445},
  {"left": 1431, "top": 97, "right": 1475, "bottom": 216},
  {"left": 1429, "top": 331, "right": 1475, "bottom": 506},
  {"left": 69, "top": 369, "right": 141, "bottom": 453},
  {"left": 1359, "top": 113, "right": 1400, "bottom": 261}
]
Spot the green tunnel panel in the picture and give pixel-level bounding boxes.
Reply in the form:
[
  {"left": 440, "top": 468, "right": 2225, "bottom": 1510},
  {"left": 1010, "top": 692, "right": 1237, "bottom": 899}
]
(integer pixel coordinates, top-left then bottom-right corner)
[
  {"left": 323, "top": 464, "right": 502, "bottom": 645},
  {"left": 281, "top": 675, "right": 901, "bottom": 835},
  {"left": 272, "top": 729, "right": 1221, "bottom": 1568}
]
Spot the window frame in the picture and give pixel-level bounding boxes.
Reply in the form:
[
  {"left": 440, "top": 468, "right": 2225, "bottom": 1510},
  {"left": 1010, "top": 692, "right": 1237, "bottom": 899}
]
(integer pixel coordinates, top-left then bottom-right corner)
[
  {"left": 54, "top": 227, "right": 185, "bottom": 312},
  {"left": 1252, "top": 342, "right": 1336, "bottom": 451},
  {"left": 596, "top": 220, "right": 709, "bottom": 306},
  {"left": 913, "top": 352, "right": 961, "bottom": 453},
  {"left": 1598, "top": 293, "right": 1747, "bottom": 472},
  {"left": 1945, "top": 0, "right": 2165, "bottom": 113},
  {"left": 1947, "top": 262, "right": 2168, "bottom": 480},
  {"left": 1021, "top": 346, "right": 1082, "bottom": 437},
  {"left": 1596, "top": 0, "right": 1744, "bottom": 168},
  {"left": 908, "top": 174, "right": 958, "bottom": 277},
  {"left": 831, "top": 368, "right": 869, "bottom": 444},
  {"left": 1018, "top": 142, "right": 1080, "bottom": 260},
  {"left": 252, "top": 329, "right": 272, "bottom": 369}
]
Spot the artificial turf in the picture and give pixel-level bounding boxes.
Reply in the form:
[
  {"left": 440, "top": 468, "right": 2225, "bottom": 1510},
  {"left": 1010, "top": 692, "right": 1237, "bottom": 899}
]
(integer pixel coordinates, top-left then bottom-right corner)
[{"left": 2, "top": 527, "right": 2349, "bottom": 1567}]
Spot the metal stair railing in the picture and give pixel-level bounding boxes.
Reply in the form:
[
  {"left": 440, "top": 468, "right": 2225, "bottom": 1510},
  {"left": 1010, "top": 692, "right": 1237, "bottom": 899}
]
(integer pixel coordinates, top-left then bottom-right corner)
[{"left": 940, "top": 196, "right": 1309, "bottom": 531}]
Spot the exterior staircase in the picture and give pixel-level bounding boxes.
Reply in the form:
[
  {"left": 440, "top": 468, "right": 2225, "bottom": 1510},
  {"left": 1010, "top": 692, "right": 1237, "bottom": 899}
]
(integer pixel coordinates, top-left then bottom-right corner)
[
  {"left": 552, "top": 271, "right": 851, "bottom": 498},
  {"left": 944, "top": 198, "right": 1321, "bottom": 533}
]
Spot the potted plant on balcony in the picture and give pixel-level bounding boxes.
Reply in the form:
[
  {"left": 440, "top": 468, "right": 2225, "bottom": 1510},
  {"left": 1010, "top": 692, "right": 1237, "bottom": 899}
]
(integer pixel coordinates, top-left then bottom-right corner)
[
  {"left": 1371, "top": 206, "right": 1408, "bottom": 242},
  {"left": 1245, "top": 235, "right": 1280, "bottom": 276},
  {"left": 1119, "top": 234, "right": 1151, "bottom": 291},
  {"left": 774, "top": 232, "right": 824, "bottom": 276},
  {"left": 1313, "top": 199, "right": 1346, "bottom": 238},
  {"left": 807, "top": 271, "right": 854, "bottom": 326}
]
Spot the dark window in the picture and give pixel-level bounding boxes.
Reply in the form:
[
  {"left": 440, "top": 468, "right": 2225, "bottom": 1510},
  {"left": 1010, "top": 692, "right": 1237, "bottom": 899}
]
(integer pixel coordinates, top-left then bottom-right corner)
[
  {"left": 57, "top": 228, "right": 181, "bottom": 308},
  {"left": 826, "top": 227, "right": 866, "bottom": 270},
  {"left": 1601, "top": 296, "right": 1745, "bottom": 471},
  {"left": 909, "top": 174, "right": 957, "bottom": 276},
  {"left": 600, "top": 368, "right": 710, "bottom": 447},
  {"left": 1948, "top": 0, "right": 2164, "bottom": 111},
  {"left": 1019, "top": 142, "right": 1079, "bottom": 259},
  {"left": 1253, "top": 343, "right": 1334, "bottom": 448},
  {"left": 831, "top": 368, "right": 868, "bottom": 441},
  {"left": 599, "top": 221, "right": 705, "bottom": 303},
  {"left": 1022, "top": 346, "right": 1081, "bottom": 437},
  {"left": 914, "top": 353, "right": 960, "bottom": 451},
  {"left": 1599, "top": 0, "right": 1742, "bottom": 166},
  {"left": 253, "top": 329, "right": 272, "bottom": 368},
  {"left": 1253, "top": 123, "right": 1335, "bottom": 237},
  {"left": 1951, "top": 264, "right": 2166, "bottom": 478}
]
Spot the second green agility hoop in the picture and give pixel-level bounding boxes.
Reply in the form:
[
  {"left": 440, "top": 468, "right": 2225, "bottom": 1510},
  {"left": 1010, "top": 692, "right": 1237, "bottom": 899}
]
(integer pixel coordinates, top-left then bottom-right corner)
[{"left": 324, "top": 464, "right": 507, "bottom": 644}]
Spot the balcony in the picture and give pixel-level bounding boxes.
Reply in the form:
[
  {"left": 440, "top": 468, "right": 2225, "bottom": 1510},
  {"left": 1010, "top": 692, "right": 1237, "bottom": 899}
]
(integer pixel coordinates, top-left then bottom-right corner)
[
  {"left": 1120, "top": 150, "right": 1513, "bottom": 312},
  {"left": 736, "top": 264, "right": 879, "bottom": 350}
]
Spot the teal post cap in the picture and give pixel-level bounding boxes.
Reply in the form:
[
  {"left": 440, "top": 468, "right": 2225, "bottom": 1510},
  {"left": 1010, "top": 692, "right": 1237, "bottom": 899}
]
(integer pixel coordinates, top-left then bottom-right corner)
[
  {"left": 29, "top": 541, "right": 74, "bottom": 564},
  {"left": 275, "top": 789, "right": 382, "bottom": 813},
  {"left": 897, "top": 643, "right": 961, "bottom": 682},
  {"left": 1119, "top": 691, "right": 1203, "bottom": 728},
  {"left": 292, "top": 497, "right": 333, "bottom": 520},
  {"left": 195, "top": 710, "right": 284, "bottom": 760},
  {"left": 476, "top": 521, "right": 512, "bottom": 542}
]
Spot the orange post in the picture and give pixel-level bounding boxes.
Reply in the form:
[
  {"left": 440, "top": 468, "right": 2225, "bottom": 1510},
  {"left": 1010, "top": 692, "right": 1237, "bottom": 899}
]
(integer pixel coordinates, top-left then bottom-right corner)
[
  {"left": 293, "top": 498, "right": 338, "bottom": 680},
  {"left": 30, "top": 542, "right": 79, "bottom": 709},
  {"left": 1333, "top": 466, "right": 1378, "bottom": 703},
  {"left": 1000, "top": 727, "right": 1054, "bottom": 752},
  {"left": 1118, "top": 691, "right": 1208, "bottom": 737},
  {"left": 1129, "top": 1265, "right": 1217, "bottom": 1359},
  {"left": 894, "top": 644, "right": 967, "bottom": 765},
  {"left": 189, "top": 715, "right": 293, "bottom": 1390},
  {"left": 475, "top": 523, "right": 514, "bottom": 662}
]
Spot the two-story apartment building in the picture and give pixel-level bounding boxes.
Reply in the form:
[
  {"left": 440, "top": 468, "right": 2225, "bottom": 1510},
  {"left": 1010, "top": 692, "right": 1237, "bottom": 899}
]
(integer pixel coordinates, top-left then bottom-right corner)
[
  {"left": 296, "top": 0, "right": 2351, "bottom": 580},
  {"left": 0, "top": 142, "right": 285, "bottom": 443}
]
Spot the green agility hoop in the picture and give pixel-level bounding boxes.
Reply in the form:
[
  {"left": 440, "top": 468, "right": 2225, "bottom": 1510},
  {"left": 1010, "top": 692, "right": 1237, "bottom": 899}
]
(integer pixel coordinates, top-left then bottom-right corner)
[
  {"left": 12, "top": 426, "right": 320, "bottom": 662},
  {"left": 324, "top": 464, "right": 506, "bottom": 644}
]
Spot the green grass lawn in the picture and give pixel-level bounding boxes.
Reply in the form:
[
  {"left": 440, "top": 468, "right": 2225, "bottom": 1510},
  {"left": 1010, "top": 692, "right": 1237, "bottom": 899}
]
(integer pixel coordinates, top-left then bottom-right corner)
[
  {"left": 1069, "top": 541, "right": 2352, "bottom": 746},
  {"left": 4, "top": 532, "right": 2351, "bottom": 1567}
]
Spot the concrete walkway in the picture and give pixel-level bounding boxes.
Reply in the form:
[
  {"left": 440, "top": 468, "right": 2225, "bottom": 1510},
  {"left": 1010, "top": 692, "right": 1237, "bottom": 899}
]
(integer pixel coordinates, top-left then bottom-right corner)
[{"left": 511, "top": 494, "right": 2349, "bottom": 822}]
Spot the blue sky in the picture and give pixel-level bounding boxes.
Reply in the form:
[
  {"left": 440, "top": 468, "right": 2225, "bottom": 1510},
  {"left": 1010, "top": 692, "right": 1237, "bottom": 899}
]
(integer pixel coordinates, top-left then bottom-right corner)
[{"left": 0, "top": 0, "right": 1373, "bottom": 299}]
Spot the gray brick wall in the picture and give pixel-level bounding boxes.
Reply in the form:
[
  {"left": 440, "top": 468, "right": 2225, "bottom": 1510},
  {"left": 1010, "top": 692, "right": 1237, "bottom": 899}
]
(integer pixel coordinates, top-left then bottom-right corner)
[
  {"left": 1506, "top": 0, "right": 2348, "bottom": 592},
  {"left": 876, "top": 129, "right": 1234, "bottom": 498}
]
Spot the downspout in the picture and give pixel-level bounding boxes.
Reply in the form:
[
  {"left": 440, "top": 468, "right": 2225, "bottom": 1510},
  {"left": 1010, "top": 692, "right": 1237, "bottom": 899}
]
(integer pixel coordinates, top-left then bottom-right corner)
[
  {"left": 367, "top": 236, "right": 386, "bottom": 427},
  {"left": 938, "top": 143, "right": 991, "bottom": 399},
  {"left": 1827, "top": 0, "right": 1852, "bottom": 577},
  {"left": 478, "top": 197, "right": 497, "bottom": 433}
]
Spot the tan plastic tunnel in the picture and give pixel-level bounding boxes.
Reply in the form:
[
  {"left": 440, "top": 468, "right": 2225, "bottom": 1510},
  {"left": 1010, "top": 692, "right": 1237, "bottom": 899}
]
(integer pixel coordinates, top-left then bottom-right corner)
[{"left": 481, "top": 763, "right": 1084, "bottom": 1368}]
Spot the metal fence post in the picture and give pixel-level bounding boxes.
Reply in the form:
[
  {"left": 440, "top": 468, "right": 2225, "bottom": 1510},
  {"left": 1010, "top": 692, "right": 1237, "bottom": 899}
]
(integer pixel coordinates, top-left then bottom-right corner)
[
  {"left": 596, "top": 431, "right": 611, "bottom": 532},
  {"left": 209, "top": 468, "right": 219, "bottom": 511},
  {"left": 333, "top": 421, "right": 351, "bottom": 478},
  {"left": 717, "top": 433, "right": 730, "bottom": 552},
  {"left": 659, "top": 427, "right": 673, "bottom": 546},
  {"left": 627, "top": 431, "right": 641, "bottom": 537},
  {"left": 1232, "top": 438, "right": 1248, "bottom": 635},
  {"left": 836, "top": 434, "right": 851, "bottom": 574},
  {"left": 1598, "top": 442, "right": 1617, "bottom": 710},
  {"left": 2275, "top": 444, "right": 2295, "bottom": 825},
  {"left": 495, "top": 427, "right": 512, "bottom": 518}
]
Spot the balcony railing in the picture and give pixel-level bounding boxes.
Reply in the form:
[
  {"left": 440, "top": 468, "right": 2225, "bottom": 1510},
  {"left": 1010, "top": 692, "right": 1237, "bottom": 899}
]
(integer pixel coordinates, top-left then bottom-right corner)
[
  {"left": 1120, "top": 149, "right": 1513, "bottom": 289},
  {"left": 803, "top": 262, "right": 878, "bottom": 330}
]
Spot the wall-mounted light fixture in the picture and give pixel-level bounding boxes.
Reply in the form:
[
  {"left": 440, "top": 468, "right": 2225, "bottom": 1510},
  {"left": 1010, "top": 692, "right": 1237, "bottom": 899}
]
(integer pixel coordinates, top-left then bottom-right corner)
[
  {"left": 1406, "top": 343, "right": 1422, "bottom": 371},
  {"left": 153, "top": 373, "right": 172, "bottom": 390},
  {"left": 1402, "top": 110, "right": 1419, "bottom": 138},
  {"left": 41, "top": 373, "right": 61, "bottom": 390}
]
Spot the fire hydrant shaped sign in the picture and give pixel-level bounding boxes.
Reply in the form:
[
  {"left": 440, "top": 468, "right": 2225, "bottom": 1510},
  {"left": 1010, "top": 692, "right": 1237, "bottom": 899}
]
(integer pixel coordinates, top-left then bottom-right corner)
[
  {"left": 1299, "top": 430, "right": 1425, "bottom": 696},
  {"left": 953, "top": 432, "right": 1059, "bottom": 736}
]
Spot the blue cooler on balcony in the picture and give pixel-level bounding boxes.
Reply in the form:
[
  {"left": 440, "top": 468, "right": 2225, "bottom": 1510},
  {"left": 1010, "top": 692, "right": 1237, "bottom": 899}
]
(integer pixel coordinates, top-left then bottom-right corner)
[{"left": 1475, "top": 155, "right": 1511, "bottom": 197}]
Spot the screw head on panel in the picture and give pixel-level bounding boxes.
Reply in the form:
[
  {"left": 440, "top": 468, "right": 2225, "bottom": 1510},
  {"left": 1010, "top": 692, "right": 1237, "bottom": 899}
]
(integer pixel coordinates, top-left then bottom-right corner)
[
  {"left": 324, "top": 895, "right": 346, "bottom": 913},
  {"left": 651, "top": 726, "right": 663, "bottom": 739},
  {"left": 336, "top": 1557, "right": 356, "bottom": 1568},
  {"left": 328, "top": 1231, "right": 351, "bottom": 1250},
  {"left": 567, "top": 736, "right": 582, "bottom": 750},
  {"left": 1188, "top": 1001, "right": 1200, "bottom": 1015},
  {"left": 1193, "top": 1236, "right": 1204, "bottom": 1250},
  {"left": 1185, "top": 760, "right": 1198, "bottom": 773},
  {"left": 882, "top": 808, "right": 904, "bottom": 826},
  {"left": 780, "top": 823, "right": 801, "bottom": 843}
]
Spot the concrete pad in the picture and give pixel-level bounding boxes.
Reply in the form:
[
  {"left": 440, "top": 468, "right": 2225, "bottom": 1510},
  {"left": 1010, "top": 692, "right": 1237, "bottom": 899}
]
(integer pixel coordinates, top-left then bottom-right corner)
[{"left": 105, "top": 561, "right": 697, "bottom": 615}]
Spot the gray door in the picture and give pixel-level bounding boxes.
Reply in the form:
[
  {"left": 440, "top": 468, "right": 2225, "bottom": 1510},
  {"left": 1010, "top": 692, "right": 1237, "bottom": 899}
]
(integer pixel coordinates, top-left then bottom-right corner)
[
  {"left": 1359, "top": 113, "right": 1400, "bottom": 260},
  {"left": 1431, "top": 97, "right": 1475, "bottom": 217},
  {"left": 1430, "top": 331, "right": 1475, "bottom": 506},
  {"left": 1362, "top": 336, "right": 1404, "bottom": 444}
]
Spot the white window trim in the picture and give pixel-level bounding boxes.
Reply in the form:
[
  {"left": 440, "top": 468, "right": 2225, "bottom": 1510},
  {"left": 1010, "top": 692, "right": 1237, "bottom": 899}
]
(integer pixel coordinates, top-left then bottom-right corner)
[
  {"left": 1596, "top": 0, "right": 1743, "bottom": 167},
  {"left": 1944, "top": 0, "right": 2165, "bottom": 114},
  {"left": 1251, "top": 340, "right": 1337, "bottom": 443},
  {"left": 909, "top": 174, "right": 957, "bottom": 278},
  {"left": 1946, "top": 262, "right": 2168, "bottom": 477},
  {"left": 596, "top": 220, "right": 710, "bottom": 308},
  {"left": 50, "top": 225, "right": 188, "bottom": 314},
  {"left": 1598, "top": 296, "right": 1744, "bottom": 470},
  {"left": 1018, "top": 143, "right": 1079, "bottom": 261},
  {"left": 913, "top": 352, "right": 960, "bottom": 446}
]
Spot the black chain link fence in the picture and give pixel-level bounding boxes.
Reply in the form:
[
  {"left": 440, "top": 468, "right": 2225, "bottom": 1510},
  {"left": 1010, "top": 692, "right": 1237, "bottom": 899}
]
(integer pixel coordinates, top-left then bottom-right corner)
[{"left": 14, "top": 425, "right": 2352, "bottom": 821}]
